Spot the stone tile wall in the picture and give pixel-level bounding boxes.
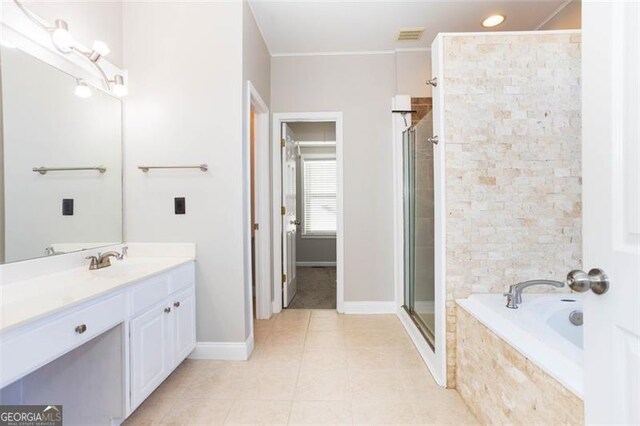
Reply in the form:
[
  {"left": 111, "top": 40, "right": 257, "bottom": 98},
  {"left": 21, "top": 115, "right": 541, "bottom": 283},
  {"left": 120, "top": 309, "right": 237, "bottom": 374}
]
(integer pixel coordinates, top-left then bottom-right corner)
[
  {"left": 456, "top": 307, "right": 584, "bottom": 425},
  {"left": 441, "top": 32, "right": 582, "bottom": 387}
]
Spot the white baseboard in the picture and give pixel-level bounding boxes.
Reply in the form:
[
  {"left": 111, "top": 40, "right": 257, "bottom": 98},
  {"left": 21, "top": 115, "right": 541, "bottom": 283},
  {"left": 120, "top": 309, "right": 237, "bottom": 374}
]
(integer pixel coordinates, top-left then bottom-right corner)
[
  {"left": 342, "top": 301, "right": 396, "bottom": 314},
  {"left": 296, "top": 261, "right": 337, "bottom": 267},
  {"left": 189, "top": 333, "right": 254, "bottom": 361}
]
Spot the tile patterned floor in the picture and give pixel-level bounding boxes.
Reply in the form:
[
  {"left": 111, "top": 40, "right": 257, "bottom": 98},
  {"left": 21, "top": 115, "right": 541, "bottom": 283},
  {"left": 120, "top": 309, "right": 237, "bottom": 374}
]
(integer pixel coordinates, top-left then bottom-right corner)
[{"left": 125, "top": 309, "right": 478, "bottom": 425}]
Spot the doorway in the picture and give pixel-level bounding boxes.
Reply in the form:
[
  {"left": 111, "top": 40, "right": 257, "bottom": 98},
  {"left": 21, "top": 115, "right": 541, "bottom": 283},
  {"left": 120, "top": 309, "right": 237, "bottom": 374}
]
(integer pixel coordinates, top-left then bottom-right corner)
[
  {"left": 271, "top": 113, "right": 344, "bottom": 314},
  {"left": 284, "top": 121, "right": 337, "bottom": 309}
]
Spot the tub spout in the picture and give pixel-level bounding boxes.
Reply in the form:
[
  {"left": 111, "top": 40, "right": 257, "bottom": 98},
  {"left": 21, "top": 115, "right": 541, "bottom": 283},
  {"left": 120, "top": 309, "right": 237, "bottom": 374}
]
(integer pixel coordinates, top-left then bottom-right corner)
[{"left": 504, "top": 279, "right": 565, "bottom": 309}]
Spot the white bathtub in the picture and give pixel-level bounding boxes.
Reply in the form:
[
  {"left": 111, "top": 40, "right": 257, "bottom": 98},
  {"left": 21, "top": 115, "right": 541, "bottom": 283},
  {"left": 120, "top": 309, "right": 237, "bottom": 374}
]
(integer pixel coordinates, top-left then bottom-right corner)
[{"left": 457, "top": 293, "right": 584, "bottom": 398}]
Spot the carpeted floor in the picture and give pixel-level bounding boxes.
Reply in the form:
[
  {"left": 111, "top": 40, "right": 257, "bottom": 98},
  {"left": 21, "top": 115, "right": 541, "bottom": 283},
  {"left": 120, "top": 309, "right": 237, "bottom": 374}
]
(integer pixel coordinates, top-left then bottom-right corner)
[{"left": 288, "top": 267, "right": 336, "bottom": 309}]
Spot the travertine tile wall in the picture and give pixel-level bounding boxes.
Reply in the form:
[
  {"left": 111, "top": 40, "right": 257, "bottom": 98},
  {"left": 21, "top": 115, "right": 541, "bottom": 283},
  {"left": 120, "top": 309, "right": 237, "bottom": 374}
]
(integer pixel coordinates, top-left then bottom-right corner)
[
  {"left": 456, "top": 307, "right": 584, "bottom": 425},
  {"left": 441, "top": 32, "right": 582, "bottom": 387}
]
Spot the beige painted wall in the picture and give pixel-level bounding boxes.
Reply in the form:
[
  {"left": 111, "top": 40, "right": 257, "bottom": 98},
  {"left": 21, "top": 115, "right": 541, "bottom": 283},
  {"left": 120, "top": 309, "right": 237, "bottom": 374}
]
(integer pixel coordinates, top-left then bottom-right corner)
[
  {"left": 541, "top": 0, "right": 582, "bottom": 30},
  {"left": 440, "top": 32, "right": 582, "bottom": 386},
  {"left": 24, "top": 0, "right": 124, "bottom": 68},
  {"left": 123, "top": 1, "right": 248, "bottom": 343},
  {"left": 242, "top": 0, "right": 270, "bottom": 105},
  {"left": 396, "top": 50, "right": 432, "bottom": 97},
  {"left": 272, "top": 54, "right": 397, "bottom": 302}
]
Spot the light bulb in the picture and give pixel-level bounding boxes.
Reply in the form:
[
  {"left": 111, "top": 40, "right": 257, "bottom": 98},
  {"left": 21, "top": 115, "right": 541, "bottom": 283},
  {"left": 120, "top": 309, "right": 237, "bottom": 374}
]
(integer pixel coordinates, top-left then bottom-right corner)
[
  {"left": 75, "top": 79, "right": 92, "bottom": 98},
  {"left": 482, "top": 14, "right": 506, "bottom": 28},
  {"left": 92, "top": 40, "right": 110, "bottom": 56},
  {"left": 111, "top": 74, "right": 128, "bottom": 97},
  {"left": 51, "top": 19, "right": 74, "bottom": 52}
]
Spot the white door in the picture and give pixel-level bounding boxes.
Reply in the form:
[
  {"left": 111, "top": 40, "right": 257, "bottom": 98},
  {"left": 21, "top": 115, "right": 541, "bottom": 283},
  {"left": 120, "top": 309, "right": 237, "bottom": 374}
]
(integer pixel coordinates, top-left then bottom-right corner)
[
  {"left": 282, "top": 123, "right": 298, "bottom": 307},
  {"left": 583, "top": 1, "right": 640, "bottom": 424},
  {"left": 130, "top": 304, "right": 170, "bottom": 409},
  {"left": 172, "top": 289, "right": 196, "bottom": 365}
]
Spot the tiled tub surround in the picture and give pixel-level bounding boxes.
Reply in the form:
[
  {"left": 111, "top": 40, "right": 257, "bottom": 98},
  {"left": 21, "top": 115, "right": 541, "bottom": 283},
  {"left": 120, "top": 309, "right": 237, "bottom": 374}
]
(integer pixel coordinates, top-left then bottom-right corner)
[
  {"left": 456, "top": 304, "right": 584, "bottom": 425},
  {"left": 437, "top": 31, "right": 582, "bottom": 387}
]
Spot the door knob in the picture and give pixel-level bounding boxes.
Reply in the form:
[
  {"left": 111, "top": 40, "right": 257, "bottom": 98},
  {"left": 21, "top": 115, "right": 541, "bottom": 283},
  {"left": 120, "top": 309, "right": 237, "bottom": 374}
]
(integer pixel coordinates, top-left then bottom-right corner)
[
  {"left": 427, "top": 136, "right": 439, "bottom": 145},
  {"left": 566, "top": 268, "right": 610, "bottom": 295},
  {"left": 290, "top": 219, "right": 301, "bottom": 225}
]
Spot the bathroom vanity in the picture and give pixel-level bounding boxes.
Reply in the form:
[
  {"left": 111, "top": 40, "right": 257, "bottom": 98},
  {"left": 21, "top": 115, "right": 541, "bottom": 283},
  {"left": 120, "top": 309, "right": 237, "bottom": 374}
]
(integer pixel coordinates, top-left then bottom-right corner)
[{"left": 0, "top": 244, "right": 196, "bottom": 424}]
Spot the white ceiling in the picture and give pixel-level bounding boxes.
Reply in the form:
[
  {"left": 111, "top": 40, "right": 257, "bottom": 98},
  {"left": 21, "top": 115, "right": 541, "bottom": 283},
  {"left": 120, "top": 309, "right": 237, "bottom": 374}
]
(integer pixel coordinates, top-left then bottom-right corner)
[{"left": 248, "top": 1, "right": 570, "bottom": 56}]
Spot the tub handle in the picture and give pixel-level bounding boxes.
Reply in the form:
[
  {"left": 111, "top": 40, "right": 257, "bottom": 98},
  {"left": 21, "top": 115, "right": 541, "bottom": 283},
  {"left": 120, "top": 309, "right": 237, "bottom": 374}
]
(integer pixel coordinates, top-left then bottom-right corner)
[{"left": 566, "top": 269, "right": 609, "bottom": 295}]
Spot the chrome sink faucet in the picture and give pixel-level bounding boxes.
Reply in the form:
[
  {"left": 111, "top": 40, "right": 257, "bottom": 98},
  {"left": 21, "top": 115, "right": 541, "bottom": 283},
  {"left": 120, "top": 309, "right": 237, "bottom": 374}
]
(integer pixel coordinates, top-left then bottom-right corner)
[
  {"left": 504, "top": 279, "right": 565, "bottom": 309},
  {"left": 86, "top": 249, "right": 125, "bottom": 270}
]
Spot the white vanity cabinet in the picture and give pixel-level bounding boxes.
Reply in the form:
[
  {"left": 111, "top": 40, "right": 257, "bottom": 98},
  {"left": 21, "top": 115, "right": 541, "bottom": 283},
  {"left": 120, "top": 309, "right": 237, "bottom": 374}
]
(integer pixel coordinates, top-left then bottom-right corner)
[{"left": 129, "top": 263, "right": 196, "bottom": 411}]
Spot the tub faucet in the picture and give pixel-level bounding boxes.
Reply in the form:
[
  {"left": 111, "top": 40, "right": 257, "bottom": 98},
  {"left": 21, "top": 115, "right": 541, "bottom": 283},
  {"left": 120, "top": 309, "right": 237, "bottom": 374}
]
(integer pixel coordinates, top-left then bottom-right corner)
[
  {"left": 86, "top": 250, "right": 124, "bottom": 270},
  {"left": 504, "top": 279, "right": 564, "bottom": 309}
]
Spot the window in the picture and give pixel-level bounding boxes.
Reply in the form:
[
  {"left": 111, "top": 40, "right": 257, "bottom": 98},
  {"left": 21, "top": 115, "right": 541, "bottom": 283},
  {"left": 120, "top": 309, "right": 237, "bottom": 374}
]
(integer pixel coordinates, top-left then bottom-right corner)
[{"left": 302, "top": 155, "right": 337, "bottom": 236}]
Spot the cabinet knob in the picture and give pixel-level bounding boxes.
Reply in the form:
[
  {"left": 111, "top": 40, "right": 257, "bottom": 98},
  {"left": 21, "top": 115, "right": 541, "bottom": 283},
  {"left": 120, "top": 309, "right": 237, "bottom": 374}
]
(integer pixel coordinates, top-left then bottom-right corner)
[
  {"left": 75, "top": 324, "right": 87, "bottom": 334},
  {"left": 173, "top": 301, "right": 180, "bottom": 308},
  {"left": 164, "top": 307, "right": 171, "bottom": 314}
]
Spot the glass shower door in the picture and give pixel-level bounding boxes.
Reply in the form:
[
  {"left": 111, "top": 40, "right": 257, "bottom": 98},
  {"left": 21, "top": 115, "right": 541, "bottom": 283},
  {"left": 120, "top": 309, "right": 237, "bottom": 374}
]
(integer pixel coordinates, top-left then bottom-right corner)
[{"left": 403, "top": 113, "right": 436, "bottom": 348}]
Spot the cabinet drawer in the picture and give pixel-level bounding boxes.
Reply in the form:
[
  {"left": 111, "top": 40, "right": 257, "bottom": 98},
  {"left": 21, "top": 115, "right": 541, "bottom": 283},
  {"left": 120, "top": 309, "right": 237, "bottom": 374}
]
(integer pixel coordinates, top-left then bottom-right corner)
[
  {"left": 168, "top": 262, "right": 195, "bottom": 294},
  {"left": 0, "top": 294, "right": 125, "bottom": 388},
  {"left": 130, "top": 275, "right": 170, "bottom": 316}
]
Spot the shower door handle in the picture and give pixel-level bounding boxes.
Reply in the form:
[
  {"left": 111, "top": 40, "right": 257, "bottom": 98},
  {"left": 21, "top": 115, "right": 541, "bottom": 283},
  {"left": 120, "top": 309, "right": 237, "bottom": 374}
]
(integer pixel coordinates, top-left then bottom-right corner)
[{"left": 427, "top": 136, "right": 439, "bottom": 145}]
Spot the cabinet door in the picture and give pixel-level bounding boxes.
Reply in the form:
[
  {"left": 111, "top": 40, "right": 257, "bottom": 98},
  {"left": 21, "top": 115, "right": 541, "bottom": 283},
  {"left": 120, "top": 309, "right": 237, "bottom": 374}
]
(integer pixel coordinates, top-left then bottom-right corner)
[
  {"left": 130, "top": 303, "right": 171, "bottom": 409},
  {"left": 172, "top": 288, "right": 196, "bottom": 366}
]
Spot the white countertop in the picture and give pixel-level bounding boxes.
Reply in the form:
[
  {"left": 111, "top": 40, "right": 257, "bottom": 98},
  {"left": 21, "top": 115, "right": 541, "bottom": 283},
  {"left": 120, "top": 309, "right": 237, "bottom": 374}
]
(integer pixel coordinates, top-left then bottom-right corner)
[{"left": 0, "top": 254, "right": 194, "bottom": 334}]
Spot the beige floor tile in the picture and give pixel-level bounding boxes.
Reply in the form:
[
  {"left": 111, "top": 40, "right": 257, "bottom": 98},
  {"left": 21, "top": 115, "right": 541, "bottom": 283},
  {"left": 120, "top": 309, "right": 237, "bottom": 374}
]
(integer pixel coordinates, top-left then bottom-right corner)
[
  {"left": 343, "top": 315, "right": 403, "bottom": 332},
  {"left": 262, "top": 329, "right": 307, "bottom": 349},
  {"left": 346, "top": 348, "right": 396, "bottom": 370},
  {"left": 157, "top": 398, "right": 233, "bottom": 425},
  {"left": 352, "top": 400, "right": 418, "bottom": 424},
  {"left": 300, "top": 349, "right": 348, "bottom": 371},
  {"left": 310, "top": 309, "right": 341, "bottom": 319},
  {"left": 398, "top": 369, "right": 440, "bottom": 400},
  {"left": 305, "top": 330, "right": 345, "bottom": 350},
  {"left": 394, "top": 348, "right": 428, "bottom": 370},
  {"left": 182, "top": 369, "right": 250, "bottom": 400},
  {"left": 344, "top": 330, "right": 413, "bottom": 349},
  {"left": 124, "top": 398, "right": 177, "bottom": 426},
  {"left": 308, "top": 316, "right": 344, "bottom": 332},
  {"left": 239, "top": 368, "right": 299, "bottom": 400},
  {"left": 278, "top": 309, "right": 312, "bottom": 322},
  {"left": 249, "top": 346, "right": 303, "bottom": 371},
  {"left": 289, "top": 400, "right": 352, "bottom": 424},
  {"left": 410, "top": 391, "right": 479, "bottom": 425},
  {"left": 295, "top": 368, "right": 350, "bottom": 401},
  {"left": 224, "top": 399, "right": 292, "bottom": 424},
  {"left": 349, "top": 369, "right": 407, "bottom": 401}
]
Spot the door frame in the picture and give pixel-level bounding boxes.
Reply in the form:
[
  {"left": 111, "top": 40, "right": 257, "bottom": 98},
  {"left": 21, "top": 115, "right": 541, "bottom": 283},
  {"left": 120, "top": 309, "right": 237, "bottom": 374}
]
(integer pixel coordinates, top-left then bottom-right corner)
[
  {"left": 244, "top": 81, "right": 271, "bottom": 321},
  {"left": 271, "top": 112, "right": 344, "bottom": 314}
]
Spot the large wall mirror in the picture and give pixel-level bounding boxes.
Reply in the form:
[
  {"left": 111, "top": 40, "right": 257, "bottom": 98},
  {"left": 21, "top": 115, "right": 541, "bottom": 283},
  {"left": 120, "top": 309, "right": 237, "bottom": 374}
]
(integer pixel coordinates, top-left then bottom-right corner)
[{"left": 0, "top": 46, "right": 123, "bottom": 264}]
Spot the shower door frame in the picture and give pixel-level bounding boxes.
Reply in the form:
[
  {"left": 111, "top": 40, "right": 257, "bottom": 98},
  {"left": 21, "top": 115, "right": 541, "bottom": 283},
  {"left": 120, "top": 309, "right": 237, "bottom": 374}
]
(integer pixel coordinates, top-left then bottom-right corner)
[{"left": 392, "top": 91, "right": 447, "bottom": 387}]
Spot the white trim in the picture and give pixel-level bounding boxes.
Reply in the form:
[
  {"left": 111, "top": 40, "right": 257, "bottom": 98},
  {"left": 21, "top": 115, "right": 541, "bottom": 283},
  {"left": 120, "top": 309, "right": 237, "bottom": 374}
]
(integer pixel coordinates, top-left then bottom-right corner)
[
  {"left": 397, "top": 308, "right": 445, "bottom": 387},
  {"left": 342, "top": 301, "right": 396, "bottom": 315},
  {"left": 272, "top": 112, "right": 345, "bottom": 314},
  {"left": 296, "top": 261, "right": 336, "bottom": 267},
  {"left": 535, "top": 0, "right": 575, "bottom": 30},
  {"left": 271, "top": 47, "right": 432, "bottom": 58},
  {"left": 272, "top": 50, "right": 396, "bottom": 58},
  {"left": 244, "top": 81, "right": 271, "bottom": 326},
  {"left": 189, "top": 333, "right": 254, "bottom": 361}
]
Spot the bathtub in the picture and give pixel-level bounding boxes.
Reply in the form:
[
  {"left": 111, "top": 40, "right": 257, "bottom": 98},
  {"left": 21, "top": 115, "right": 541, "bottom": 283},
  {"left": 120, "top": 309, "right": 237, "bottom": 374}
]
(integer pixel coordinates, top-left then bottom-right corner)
[{"left": 456, "top": 293, "right": 584, "bottom": 398}]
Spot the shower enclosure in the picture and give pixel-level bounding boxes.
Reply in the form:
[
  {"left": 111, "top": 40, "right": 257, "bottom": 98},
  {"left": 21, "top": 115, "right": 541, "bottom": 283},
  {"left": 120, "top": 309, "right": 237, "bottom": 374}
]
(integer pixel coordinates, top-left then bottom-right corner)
[{"left": 402, "top": 112, "right": 436, "bottom": 348}]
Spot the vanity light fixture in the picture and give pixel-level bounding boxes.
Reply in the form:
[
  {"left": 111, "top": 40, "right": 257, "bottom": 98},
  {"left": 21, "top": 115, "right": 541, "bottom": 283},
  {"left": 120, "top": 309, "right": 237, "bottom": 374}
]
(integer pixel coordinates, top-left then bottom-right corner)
[
  {"left": 74, "top": 79, "right": 92, "bottom": 98},
  {"left": 111, "top": 75, "right": 128, "bottom": 97},
  {"left": 482, "top": 14, "right": 506, "bottom": 28},
  {"left": 12, "top": 0, "right": 127, "bottom": 97}
]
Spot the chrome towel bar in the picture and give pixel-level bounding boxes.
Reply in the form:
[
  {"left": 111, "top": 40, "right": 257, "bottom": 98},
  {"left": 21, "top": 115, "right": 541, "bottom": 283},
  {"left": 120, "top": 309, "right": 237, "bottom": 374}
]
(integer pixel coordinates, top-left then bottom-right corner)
[
  {"left": 138, "top": 164, "right": 208, "bottom": 172},
  {"left": 32, "top": 166, "right": 106, "bottom": 175}
]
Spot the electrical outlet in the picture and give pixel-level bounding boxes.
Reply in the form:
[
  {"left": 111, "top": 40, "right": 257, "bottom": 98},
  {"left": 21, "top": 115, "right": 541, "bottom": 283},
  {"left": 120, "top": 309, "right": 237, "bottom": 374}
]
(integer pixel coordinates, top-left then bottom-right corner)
[
  {"left": 62, "top": 199, "right": 74, "bottom": 216},
  {"left": 174, "top": 197, "right": 186, "bottom": 215}
]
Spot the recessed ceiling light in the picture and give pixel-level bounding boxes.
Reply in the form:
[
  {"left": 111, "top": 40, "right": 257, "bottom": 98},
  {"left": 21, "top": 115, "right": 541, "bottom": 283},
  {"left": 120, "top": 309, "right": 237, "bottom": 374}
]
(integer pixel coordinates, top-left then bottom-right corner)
[{"left": 482, "top": 14, "right": 506, "bottom": 28}]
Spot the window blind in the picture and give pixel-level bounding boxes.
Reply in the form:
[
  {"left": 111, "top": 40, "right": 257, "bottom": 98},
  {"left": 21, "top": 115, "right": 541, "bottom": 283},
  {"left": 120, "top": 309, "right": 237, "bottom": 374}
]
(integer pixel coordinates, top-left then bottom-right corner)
[{"left": 303, "top": 157, "right": 337, "bottom": 235}]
